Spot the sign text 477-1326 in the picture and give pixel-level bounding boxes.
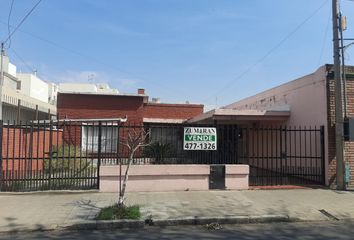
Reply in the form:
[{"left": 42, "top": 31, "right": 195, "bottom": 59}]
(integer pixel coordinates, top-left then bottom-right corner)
[{"left": 183, "top": 127, "right": 217, "bottom": 150}]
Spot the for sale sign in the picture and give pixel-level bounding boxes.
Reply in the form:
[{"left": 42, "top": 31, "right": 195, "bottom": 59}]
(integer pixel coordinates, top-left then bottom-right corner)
[{"left": 183, "top": 127, "right": 217, "bottom": 150}]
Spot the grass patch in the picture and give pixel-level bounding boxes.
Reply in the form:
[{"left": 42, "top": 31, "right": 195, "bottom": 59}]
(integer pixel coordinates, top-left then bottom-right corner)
[{"left": 96, "top": 204, "right": 141, "bottom": 220}]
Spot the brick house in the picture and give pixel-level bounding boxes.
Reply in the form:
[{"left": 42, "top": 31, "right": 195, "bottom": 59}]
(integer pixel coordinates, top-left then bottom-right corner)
[
  {"left": 57, "top": 88, "right": 203, "bottom": 125},
  {"left": 56, "top": 88, "right": 203, "bottom": 158},
  {"left": 189, "top": 64, "right": 353, "bottom": 188}
]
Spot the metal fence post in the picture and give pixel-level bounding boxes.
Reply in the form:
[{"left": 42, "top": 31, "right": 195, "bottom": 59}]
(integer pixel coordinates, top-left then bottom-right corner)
[
  {"left": 48, "top": 120, "right": 53, "bottom": 190},
  {"left": 0, "top": 120, "right": 3, "bottom": 191},
  {"left": 320, "top": 125, "right": 326, "bottom": 185},
  {"left": 97, "top": 121, "right": 102, "bottom": 189}
]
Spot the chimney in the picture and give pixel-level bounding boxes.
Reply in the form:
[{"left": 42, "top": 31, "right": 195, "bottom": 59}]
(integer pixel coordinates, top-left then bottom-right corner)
[{"left": 138, "top": 88, "right": 145, "bottom": 95}]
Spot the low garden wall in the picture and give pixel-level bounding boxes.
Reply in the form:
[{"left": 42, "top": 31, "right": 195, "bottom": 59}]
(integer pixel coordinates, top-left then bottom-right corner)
[{"left": 99, "top": 164, "right": 249, "bottom": 192}]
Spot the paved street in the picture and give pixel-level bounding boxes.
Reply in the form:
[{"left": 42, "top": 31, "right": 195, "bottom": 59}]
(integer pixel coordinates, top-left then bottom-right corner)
[{"left": 1, "top": 221, "right": 354, "bottom": 240}]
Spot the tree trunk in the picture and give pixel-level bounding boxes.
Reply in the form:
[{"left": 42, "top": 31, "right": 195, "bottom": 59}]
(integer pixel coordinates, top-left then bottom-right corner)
[{"left": 118, "top": 151, "right": 134, "bottom": 206}]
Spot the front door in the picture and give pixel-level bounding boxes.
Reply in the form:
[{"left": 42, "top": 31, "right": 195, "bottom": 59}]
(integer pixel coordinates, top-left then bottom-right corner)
[{"left": 209, "top": 165, "right": 225, "bottom": 189}]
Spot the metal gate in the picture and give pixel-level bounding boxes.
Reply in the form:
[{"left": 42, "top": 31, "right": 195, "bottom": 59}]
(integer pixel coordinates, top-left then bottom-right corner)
[
  {"left": 238, "top": 126, "right": 325, "bottom": 186},
  {"left": 0, "top": 120, "right": 120, "bottom": 192}
]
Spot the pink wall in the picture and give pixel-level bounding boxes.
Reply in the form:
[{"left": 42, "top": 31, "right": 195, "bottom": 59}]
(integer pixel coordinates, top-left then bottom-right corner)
[
  {"left": 225, "top": 165, "right": 249, "bottom": 190},
  {"left": 100, "top": 164, "right": 250, "bottom": 192}
]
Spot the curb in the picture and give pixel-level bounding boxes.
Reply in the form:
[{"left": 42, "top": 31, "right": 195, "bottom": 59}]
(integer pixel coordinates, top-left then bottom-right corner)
[
  {"left": 0, "top": 215, "right": 303, "bottom": 233},
  {"left": 64, "top": 220, "right": 145, "bottom": 230},
  {"left": 62, "top": 214, "right": 290, "bottom": 231},
  {"left": 149, "top": 214, "right": 290, "bottom": 227}
]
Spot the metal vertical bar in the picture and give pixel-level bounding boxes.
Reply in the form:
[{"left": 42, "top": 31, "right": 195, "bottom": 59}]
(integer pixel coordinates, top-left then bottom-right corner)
[
  {"left": 252, "top": 126, "right": 256, "bottom": 185},
  {"left": 0, "top": 120, "right": 3, "bottom": 191},
  {"left": 18, "top": 121, "right": 22, "bottom": 191},
  {"left": 284, "top": 126, "right": 288, "bottom": 185},
  {"left": 42, "top": 120, "right": 47, "bottom": 189},
  {"left": 5, "top": 121, "right": 10, "bottom": 190},
  {"left": 304, "top": 126, "right": 307, "bottom": 184},
  {"left": 279, "top": 126, "right": 282, "bottom": 185},
  {"left": 258, "top": 126, "right": 262, "bottom": 185},
  {"left": 299, "top": 126, "right": 302, "bottom": 184},
  {"left": 29, "top": 121, "right": 34, "bottom": 190},
  {"left": 73, "top": 121, "right": 77, "bottom": 188},
  {"left": 265, "top": 126, "right": 273, "bottom": 185},
  {"left": 23, "top": 122, "right": 28, "bottom": 190},
  {"left": 309, "top": 126, "right": 313, "bottom": 183},
  {"left": 119, "top": 125, "right": 122, "bottom": 197},
  {"left": 48, "top": 120, "right": 53, "bottom": 190},
  {"left": 35, "top": 121, "right": 39, "bottom": 190},
  {"left": 274, "top": 126, "right": 278, "bottom": 185},
  {"left": 79, "top": 121, "right": 83, "bottom": 189},
  {"left": 320, "top": 126, "right": 326, "bottom": 185},
  {"left": 97, "top": 121, "right": 102, "bottom": 189},
  {"left": 59, "top": 121, "right": 63, "bottom": 189},
  {"left": 294, "top": 126, "right": 297, "bottom": 185},
  {"left": 235, "top": 125, "right": 239, "bottom": 164},
  {"left": 11, "top": 121, "right": 16, "bottom": 191}
]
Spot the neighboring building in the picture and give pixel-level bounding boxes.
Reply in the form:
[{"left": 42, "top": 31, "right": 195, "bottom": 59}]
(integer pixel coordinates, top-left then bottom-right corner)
[
  {"left": 1, "top": 54, "right": 57, "bottom": 122},
  {"left": 57, "top": 88, "right": 203, "bottom": 125},
  {"left": 57, "top": 87, "right": 204, "bottom": 154},
  {"left": 190, "top": 64, "right": 354, "bottom": 188}
]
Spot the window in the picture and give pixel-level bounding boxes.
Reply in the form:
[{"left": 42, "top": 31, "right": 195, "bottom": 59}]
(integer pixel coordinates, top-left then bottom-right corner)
[{"left": 82, "top": 125, "right": 118, "bottom": 152}]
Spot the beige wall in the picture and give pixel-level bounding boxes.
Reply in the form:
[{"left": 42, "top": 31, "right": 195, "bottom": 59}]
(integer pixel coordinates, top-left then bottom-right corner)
[
  {"left": 100, "top": 164, "right": 250, "bottom": 192},
  {"left": 224, "top": 66, "right": 329, "bottom": 185}
]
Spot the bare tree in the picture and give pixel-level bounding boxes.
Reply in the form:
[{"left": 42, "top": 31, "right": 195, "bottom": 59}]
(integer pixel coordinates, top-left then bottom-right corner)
[{"left": 118, "top": 128, "right": 150, "bottom": 206}]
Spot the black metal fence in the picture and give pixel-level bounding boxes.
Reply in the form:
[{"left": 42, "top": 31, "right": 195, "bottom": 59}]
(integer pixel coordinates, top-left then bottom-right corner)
[
  {"left": 0, "top": 120, "right": 121, "bottom": 192},
  {"left": 237, "top": 126, "right": 325, "bottom": 186},
  {"left": 103, "top": 124, "right": 239, "bottom": 166},
  {"left": 0, "top": 121, "right": 325, "bottom": 191}
]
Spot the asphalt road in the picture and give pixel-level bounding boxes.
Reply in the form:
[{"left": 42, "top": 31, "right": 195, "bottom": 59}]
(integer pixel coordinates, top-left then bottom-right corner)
[{"left": 1, "top": 221, "right": 353, "bottom": 240}]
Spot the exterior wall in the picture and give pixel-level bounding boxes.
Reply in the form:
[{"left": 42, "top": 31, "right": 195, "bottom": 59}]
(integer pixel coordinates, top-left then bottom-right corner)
[
  {"left": 57, "top": 93, "right": 204, "bottom": 151},
  {"left": 57, "top": 93, "right": 145, "bottom": 124},
  {"left": 225, "top": 164, "right": 249, "bottom": 190},
  {"left": 326, "top": 65, "right": 354, "bottom": 188},
  {"left": 17, "top": 73, "right": 49, "bottom": 103},
  {"left": 144, "top": 103, "right": 204, "bottom": 120},
  {"left": 100, "top": 165, "right": 210, "bottom": 192},
  {"left": 100, "top": 164, "right": 249, "bottom": 192},
  {"left": 1, "top": 127, "right": 63, "bottom": 176},
  {"left": 2, "top": 86, "right": 56, "bottom": 122},
  {"left": 224, "top": 66, "right": 329, "bottom": 185}
]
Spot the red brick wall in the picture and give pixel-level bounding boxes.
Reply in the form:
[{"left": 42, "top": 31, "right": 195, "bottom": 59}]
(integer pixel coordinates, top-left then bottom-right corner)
[
  {"left": 1, "top": 128, "right": 63, "bottom": 178},
  {"left": 57, "top": 93, "right": 145, "bottom": 124},
  {"left": 326, "top": 65, "right": 354, "bottom": 188},
  {"left": 143, "top": 103, "right": 203, "bottom": 120}
]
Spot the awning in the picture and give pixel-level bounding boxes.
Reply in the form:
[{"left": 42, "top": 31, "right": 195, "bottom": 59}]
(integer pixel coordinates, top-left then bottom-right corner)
[
  {"left": 143, "top": 118, "right": 186, "bottom": 124},
  {"left": 187, "top": 106, "right": 290, "bottom": 124}
]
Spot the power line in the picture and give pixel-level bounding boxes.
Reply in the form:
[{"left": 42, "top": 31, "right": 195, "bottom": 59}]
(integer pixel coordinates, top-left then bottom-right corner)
[
  {"left": 9, "top": 48, "right": 36, "bottom": 73},
  {"left": 5, "top": 0, "right": 15, "bottom": 49},
  {"left": 0, "top": 20, "right": 191, "bottom": 100},
  {"left": 202, "top": 0, "right": 329, "bottom": 105},
  {"left": 3, "top": 0, "right": 42, "bottom": 44}
]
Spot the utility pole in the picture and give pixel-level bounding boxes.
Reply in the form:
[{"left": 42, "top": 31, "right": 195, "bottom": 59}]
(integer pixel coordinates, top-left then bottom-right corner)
[
  {"left": 0, "top": 42, "right": 4, "bottom": 120},
  {"left": 332, "top": 0, "right": 345, "bottom": 190}
]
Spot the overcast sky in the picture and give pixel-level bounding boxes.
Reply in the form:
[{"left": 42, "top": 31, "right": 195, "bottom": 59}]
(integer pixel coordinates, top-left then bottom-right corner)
[{"left": 1, "top": 0, "right": 354, "bottom": 109}]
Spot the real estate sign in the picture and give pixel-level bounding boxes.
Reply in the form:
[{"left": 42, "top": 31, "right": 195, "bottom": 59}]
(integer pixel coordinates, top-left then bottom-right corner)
[{"left": 183, "top": 127, "right": 217, "bottom": 150}]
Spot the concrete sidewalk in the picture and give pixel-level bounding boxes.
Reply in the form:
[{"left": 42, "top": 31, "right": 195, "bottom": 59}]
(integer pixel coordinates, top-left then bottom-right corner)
[{"left": 0, "top": 189, "right": 353, "bottom": 232}]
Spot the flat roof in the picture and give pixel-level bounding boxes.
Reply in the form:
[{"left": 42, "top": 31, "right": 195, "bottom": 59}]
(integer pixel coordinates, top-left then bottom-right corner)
[
  {"left": 187, "top": 108, "right": 290, "bottom": 124},
  {"left": 58, "top": 91, "right": 147, "bottom": 98}
]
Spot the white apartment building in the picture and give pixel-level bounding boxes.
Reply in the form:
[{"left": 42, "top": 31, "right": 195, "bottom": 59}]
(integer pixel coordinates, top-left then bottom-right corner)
[{"left": 1, "top": 54, "right": 57, "bottom": 123}]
